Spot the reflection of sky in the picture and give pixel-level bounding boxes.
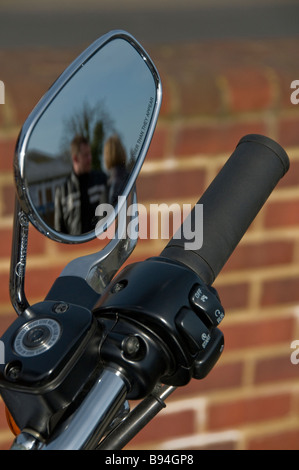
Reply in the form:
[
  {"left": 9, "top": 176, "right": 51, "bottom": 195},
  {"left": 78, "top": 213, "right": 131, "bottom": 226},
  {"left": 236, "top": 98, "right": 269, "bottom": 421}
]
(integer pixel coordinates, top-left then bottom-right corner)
[{"left": 26, "top": 38, "right": 157, "bottom": 171}]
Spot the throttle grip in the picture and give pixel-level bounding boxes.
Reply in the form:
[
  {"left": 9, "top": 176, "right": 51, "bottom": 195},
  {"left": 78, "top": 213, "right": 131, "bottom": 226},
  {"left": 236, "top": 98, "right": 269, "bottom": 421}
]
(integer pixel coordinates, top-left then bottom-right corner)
[{"left": 160, "top": 134, "right": 289, "bottom": 285}]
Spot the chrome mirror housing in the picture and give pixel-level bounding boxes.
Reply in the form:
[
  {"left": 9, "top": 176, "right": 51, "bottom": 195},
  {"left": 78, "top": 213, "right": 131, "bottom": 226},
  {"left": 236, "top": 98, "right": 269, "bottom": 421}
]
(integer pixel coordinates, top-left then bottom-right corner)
[
  {"left": 10, "top": 30, "right": 162, "bottom": 314},
  {"left": 14, "top": 30, "right": 162, "bottom": 243}
]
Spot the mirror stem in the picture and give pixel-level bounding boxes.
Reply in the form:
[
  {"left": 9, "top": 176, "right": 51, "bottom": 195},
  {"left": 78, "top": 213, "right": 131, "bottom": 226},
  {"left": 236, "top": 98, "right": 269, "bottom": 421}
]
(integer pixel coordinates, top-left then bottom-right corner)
[
  {"left": 9, "top": 197, "right": 30, "bottom": 315},
  {"left": 59, "top": 187, "right": 139, "bottom": 295}
]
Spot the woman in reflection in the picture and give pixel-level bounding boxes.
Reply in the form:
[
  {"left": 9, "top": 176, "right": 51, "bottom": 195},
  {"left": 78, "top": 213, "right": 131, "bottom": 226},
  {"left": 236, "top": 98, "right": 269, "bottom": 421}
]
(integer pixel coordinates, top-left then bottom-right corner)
[
  {"left": 104, "top": 134, "right": 129, "bottom": 206},
  {"left": 54, "top": 135, "right": 107, "bottom": 235}
]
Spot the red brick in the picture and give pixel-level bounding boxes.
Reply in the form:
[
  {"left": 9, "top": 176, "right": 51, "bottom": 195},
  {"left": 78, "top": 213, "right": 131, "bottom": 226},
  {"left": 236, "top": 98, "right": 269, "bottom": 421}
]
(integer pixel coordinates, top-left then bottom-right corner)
[
  {"left": 137, "top": 168, "right": 206, "bottom": 202},
  {"left": 223, "top": 66, "right": 273, "bottom": 113},
  {"left": 174, "top": 121, "right": 266, "bottom": 156},
  {"left": 129, "top": 433, "right": 239, "bottom": 450},
  {"left": 223, "top": 240, "right": 294, "bottom": 272},
  {"left": 0, "top": 273, "right": 10, "bottom": 304},
  {"left": 265, "top": 199, "right": 299, "bottom": 228},
  {"left": 0, "top": 140, "right": 15, "bottom": 172},
  {"left": 261, "top": 277, "right": 299, "bottom": 306},
  {"left": 146, "top": 126, "right": 169, "bottom": 160},
  {"left": 2, "top": 184, "right": 15, "bottom": 217},
  {"left": 128, "top": 409, "right": 195, "bottom": 446},
  {"left": 191, "top": 440, "right": 238, "bottom": 451},
  {"left": 276, "top": 160, "right": 299, "bottom": 188},
  {"left": 248, "top": 429, "right": 299, "bottom": 450},
  {"left": 278, "top": 116, "right": 299, "bottom": 148},
  {"left": 0, "top": 228, "right": 12, "bottom": 259},
  {"left": 254, "top": 354, "right": 298, "bottom": 384},
  {"left": 208, "top": 393, "right": 291, "bottom": 431},
  {"left": 0, "top": 313, "right": 15, "bottom": 336},
  {"left": 174, "top": 361, "right": 244, "bottom": 397},
  {"left": 27, "top": 226, "right": 47, "bottom": 256},
  {"left": 0, "top": 48, "right": 74, "bottom": 125},
  {"left": 176, "top": 70, "right": 222, "bottom": 117},
  {"left": 215, "top": 282, "right": 249, "bottom": 311},
  {"left": 223, "top": 317, "right": 294, "bottom": 352}
]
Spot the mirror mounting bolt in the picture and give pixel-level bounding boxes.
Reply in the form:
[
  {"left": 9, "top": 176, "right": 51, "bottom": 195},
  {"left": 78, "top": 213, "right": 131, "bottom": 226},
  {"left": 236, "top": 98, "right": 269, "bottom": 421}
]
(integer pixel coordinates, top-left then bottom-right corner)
[{"left": 52, "top": 303, "right": 69, "bottom": 314}]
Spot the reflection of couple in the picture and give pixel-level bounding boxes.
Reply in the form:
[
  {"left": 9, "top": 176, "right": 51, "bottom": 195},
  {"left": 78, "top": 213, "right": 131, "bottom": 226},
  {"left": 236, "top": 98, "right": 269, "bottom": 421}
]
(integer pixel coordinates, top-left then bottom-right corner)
[
  {"left": 54, "top": 134, "right": 128, "bottom": 235},
  {"left": 104, "top": 133, "right": 129, "bottom": 207}
]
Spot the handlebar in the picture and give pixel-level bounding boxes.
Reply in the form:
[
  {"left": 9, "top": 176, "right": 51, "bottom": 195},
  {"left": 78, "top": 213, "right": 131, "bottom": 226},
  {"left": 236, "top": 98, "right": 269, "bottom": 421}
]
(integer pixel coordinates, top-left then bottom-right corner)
[
  {"left": 11, "top": 369, "right": 128, "bottom": 450},
  {"left": 7, "top": 134, "right": 290, "bottom": 451},
  {"left": 160, "top": 134, "right": 289, "bottom": 285}
]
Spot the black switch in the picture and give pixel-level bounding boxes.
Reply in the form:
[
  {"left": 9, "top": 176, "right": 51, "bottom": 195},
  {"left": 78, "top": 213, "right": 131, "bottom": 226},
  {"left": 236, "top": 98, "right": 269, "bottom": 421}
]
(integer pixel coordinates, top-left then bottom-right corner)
[
  {"left": 175, "top": 307, "right": 211, "bottom": 355},
  {"left": 193, "top": 328, "right": 224, "bottom": 380},
  {"left": 189, "top": 284, "right": 225, "bottom": 327}
]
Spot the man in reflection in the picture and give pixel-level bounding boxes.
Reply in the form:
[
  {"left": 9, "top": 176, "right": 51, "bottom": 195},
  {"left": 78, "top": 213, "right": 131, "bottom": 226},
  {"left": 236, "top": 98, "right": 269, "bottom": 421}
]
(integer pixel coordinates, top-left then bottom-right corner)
[
  {"left": 104, "top": 134, "right": 129, "bottom": 206},
  {"left": 54, "top": 135, "right": 107, "bottom": 235}
]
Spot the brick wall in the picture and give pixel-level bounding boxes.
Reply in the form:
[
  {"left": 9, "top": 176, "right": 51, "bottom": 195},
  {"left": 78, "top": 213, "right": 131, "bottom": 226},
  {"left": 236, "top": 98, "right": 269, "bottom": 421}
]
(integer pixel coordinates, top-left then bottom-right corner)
[{"left": 1, "top": 37, "right": 299, "bottom": 450}]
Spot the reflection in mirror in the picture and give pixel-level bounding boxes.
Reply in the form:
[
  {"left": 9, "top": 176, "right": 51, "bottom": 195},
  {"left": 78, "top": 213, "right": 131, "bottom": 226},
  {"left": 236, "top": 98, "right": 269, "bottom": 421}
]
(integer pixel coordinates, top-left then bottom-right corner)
[{"left": 22, "top": 34, "right": 160, "bottom": 239}]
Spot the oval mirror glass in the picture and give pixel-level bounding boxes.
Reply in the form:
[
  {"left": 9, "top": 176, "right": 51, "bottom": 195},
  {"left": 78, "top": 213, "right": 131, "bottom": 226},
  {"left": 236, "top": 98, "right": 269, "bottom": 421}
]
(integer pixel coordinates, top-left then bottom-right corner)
[{"left": 15, "top": 31, "right": 162, "bottom": 243}]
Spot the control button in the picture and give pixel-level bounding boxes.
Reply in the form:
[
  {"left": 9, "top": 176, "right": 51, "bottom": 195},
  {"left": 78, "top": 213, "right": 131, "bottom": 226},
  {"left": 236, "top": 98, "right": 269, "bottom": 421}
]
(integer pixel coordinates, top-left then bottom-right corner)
[
  {"left": 190, "top": 284, "right": 225, "bottom": 327},
  {"left": 176, "top": 307, "right": 211, "bottom": 355},
  {"left": 193, "top": 328, "right": 224, "bottom": 380}
]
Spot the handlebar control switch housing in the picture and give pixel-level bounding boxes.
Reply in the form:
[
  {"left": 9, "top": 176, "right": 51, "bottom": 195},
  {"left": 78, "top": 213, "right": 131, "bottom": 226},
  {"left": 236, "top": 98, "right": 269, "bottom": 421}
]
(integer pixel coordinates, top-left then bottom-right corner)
[{"left": 94, "top": 256, "right": 225, "bottom": 398}]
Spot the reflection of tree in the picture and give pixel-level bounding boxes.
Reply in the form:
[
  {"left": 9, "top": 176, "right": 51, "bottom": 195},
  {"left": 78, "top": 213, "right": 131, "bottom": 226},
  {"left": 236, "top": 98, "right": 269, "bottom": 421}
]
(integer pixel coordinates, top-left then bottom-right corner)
[
  {"left": 91, "top": 120, "right": 104, "bottom": 171},
  {"left": 61, "top": 101, "right": 115, "bottom": 170}
]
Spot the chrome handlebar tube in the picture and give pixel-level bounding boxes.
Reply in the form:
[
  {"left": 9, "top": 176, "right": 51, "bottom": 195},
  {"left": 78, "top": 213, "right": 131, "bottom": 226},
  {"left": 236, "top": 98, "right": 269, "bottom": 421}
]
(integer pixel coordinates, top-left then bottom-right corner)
[{"left": 11, "top": 369, "right": 128, "bottom": 450}]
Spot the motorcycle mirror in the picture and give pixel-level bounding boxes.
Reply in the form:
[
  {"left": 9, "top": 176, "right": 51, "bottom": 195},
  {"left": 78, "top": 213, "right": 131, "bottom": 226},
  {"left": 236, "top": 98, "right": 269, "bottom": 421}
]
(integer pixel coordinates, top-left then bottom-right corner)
[{"left": 13, "top": 30, "right": 162, "bottom": 243}]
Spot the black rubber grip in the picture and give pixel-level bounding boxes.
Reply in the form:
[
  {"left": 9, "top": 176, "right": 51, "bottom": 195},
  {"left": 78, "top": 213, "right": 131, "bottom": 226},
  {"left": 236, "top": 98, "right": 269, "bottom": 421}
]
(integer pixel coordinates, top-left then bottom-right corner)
[{"left": 160, "top": 134, "right": 290, "bottom": 285}]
